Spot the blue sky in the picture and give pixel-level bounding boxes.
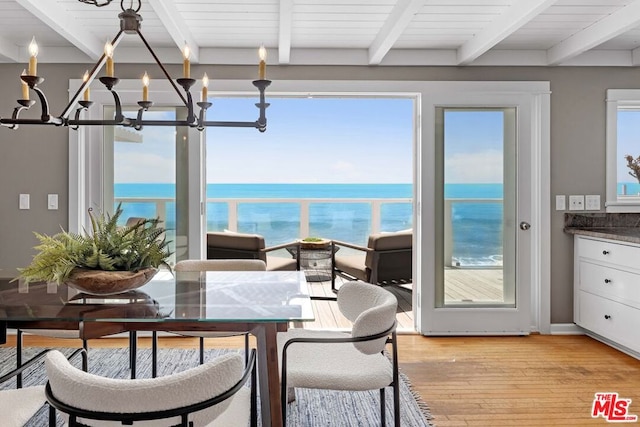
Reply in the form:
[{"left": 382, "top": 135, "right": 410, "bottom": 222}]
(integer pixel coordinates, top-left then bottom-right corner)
[
  {"left": 113, "top": 99, "right": 506, "bottom": 184},
  {"left": 444, "top": 110, "right": 504, "bottom": 184},
  {"left": 206, "top": 97, "right": 413, "bottom": 183},
  {"left": 617, "top": 111, "right": 640, "bottom": 183}
]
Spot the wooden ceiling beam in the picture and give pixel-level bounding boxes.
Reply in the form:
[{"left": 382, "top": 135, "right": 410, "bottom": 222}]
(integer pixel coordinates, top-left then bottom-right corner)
[
  {"left": 17, "top": 0, "right": 103, "bottom": 60},
  {"left": 368, "top": 0, "right": 426, "bottom": 65},
  {"left": 147, "top": 0, "right": 200, "bottom": 63},
  {"left": 457, "top": 0, "right": 556, "bottom": 65},
  {"left": 279, "top": 0, "right": 294, "bottom": 64}
]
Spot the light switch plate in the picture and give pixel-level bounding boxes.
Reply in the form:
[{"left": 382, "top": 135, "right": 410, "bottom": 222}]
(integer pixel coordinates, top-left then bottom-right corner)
[
  {"left": 555, "top": 195, "right": 566, "bottom": 211},
  {"left": 569, "top": 195, "right": 585, "bottom": 211},
  {"left": 48, "top": 194, "right": 58, "bottom": 210},
  {"left": 19, "top": 193, "right": 30, "bottom": 210},
  {"left": 585, "top": 195, "right": 600, "bottom": 211}
]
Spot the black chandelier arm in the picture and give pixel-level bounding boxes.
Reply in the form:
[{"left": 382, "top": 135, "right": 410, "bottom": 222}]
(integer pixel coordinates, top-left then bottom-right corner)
[
  {"left": 71, "top": 101, "right": 94, "bottom": 130},
  {"left": 176, "top": 78, "right": 198, "bottom": 125},
  {"left": 30, "top": 86, "right": 62, "bottom": 125},
  {"left": 61, "top": 30, "right": 125, "bottom": 120},
  {"left": 136, "top": 30, "right": 189, "bottom": 107},
  {"left": 3, "top": 100, "right": 35, "bottom": 129},
  {"left": 196, "top": 102, "right": 212, "bottom": 131},
  {"left": 98, "top": 77, "right": 126, "bottom": 123},
  {"left": 134, "top": 101, "right": 153, "bottom": 131},
  {"left": 253, "top": 79, "right": 271, "bottom": 132},
  {"left": 202, "top": 120, "right": 263, "bottom": 129}
]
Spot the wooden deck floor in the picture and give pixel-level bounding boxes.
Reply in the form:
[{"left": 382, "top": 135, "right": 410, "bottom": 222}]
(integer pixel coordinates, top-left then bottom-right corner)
[{"left": 309, "top": 268, "right": 503, "bottom": 332}]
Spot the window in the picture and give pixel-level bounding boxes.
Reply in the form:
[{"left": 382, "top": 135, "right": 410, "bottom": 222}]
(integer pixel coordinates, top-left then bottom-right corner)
[{"left": 606, "top": 89, "right": 640, "bottom": 212}]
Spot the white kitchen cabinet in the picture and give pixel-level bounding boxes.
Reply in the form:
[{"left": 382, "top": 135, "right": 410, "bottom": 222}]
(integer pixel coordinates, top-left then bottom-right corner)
[{"left": 574, "top": 235, "right": 640, "bottom": 358}]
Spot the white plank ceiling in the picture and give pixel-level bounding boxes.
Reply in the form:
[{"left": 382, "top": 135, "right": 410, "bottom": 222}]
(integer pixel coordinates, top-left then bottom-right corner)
[{"left": 2, "top": 0, "right": 640, "bottom": 66}]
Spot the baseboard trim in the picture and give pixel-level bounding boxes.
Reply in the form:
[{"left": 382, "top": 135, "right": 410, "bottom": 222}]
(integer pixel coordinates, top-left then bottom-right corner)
[{"left": 549, "top": 323, "right": 583, "bottom": 335}]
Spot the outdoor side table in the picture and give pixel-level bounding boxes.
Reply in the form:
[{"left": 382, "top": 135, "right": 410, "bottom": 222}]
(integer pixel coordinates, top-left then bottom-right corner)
[{"left": 288, "top": 239, "right": 338, "bottom": 282}]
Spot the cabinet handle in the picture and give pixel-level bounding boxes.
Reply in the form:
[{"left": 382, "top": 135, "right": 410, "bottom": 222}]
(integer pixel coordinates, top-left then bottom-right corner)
[
  {"left": 604, "top": 279, "right": 612, "bottom": 284},
  {"left": 604, "top": 315, "right": 611, "bottom": 320},
  {"left": 602, "top": 250, "right": 610, "bottom": 255}
]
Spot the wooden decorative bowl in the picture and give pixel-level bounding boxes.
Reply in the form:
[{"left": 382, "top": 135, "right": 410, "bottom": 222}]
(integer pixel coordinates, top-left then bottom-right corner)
[{"left": 66, "top": 267, "right": 158, "bottom": 296}]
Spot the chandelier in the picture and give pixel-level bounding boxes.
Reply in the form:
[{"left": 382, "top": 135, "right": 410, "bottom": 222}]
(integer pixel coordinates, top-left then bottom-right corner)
[{"left": 0, "top": 0, "right": 270, "bottom": 132}]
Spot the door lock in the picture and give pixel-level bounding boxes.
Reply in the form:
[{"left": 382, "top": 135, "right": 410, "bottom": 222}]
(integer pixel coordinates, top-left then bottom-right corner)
[{"left": 519, "top": 221, "right": 531, "bottom": 231}]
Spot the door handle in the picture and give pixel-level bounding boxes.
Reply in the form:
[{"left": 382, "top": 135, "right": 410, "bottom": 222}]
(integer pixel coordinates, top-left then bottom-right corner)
[{"left": 519, "top": 221, "right": 531, "bottom": 231}]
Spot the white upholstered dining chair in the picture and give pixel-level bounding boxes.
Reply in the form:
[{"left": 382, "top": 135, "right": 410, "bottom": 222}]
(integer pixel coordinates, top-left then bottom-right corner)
[
  {"left": 45, "top": 348, "right": 257, "bottom": 426},
  {"left": 0, "top": 347, "right": 86, "bottom": 427},
  {"left": 278, "top": 280, "right": 400, "bottom": 426},
  {"left": 0, "top": 349, "right": 50, "bottom": 427}
]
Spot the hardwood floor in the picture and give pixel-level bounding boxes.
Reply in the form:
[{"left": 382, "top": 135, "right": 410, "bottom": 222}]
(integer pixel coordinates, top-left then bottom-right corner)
[{"left": 5, "top": 333, "right": 640, "bottom": 426}]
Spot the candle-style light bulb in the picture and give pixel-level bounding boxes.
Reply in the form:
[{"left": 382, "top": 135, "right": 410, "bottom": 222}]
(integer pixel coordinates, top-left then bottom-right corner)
[
  {"left": 258, "top": 45, "right": 267, "bottom": 80},
  {"left": 82, "top": 70, "right": 90, "bottom": 101},
  {"left": 21, "top": 69, "right": 29, "bottom": 100},
  {"left": 142, "top": 71, "right": 150, "bottom": 102},
  {"left": 201, "top": 73, "right": 209, "bottom": 102},
  {"left": 104, "top": 40, "right": 114, "bottom": 77},
  {"left": 28, "top": 36, "right": 38, "bottom": 76},
  {"left": 182, "top": 44, "right": 191, "bottom": 78}
]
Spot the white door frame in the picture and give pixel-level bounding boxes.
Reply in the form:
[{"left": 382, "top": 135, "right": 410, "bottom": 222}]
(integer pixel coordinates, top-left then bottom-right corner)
[
  {"left": 68, "top": 79, "right": 550, "bottom": 334},
  {"left": 417, "top": 82, "right": 550, "bottom": 335}
]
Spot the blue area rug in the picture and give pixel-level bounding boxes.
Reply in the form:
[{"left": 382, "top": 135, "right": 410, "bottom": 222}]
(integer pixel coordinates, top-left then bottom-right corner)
[{"left": 0, "top": 346, "right": 432, "bottom": 426}]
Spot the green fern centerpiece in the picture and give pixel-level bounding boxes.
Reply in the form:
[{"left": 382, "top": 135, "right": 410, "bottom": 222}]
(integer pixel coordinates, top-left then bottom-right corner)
[{"left": 17, "top": 204, "right": 172, "bottom": 292}]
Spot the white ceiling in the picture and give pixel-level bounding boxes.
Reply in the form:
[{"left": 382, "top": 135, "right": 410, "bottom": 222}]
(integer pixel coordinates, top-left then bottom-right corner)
[{"left": 3, "top": 0, "right": 640, "bottom": 67}]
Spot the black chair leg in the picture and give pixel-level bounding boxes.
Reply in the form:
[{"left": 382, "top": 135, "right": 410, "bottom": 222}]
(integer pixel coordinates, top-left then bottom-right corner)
[
  {"left": 250, "top": 353, "right": 257, "bottom": 427},
  {"left": 199, "top": 337, "right": 205, "bottom": 365},
  {"left": 152, "top": 331, "right": 158, "bottom": 378},
  {"left": 16, "top": 329, "right": 23, "bottom": 389},
  {"left": 129, "top": 331, "right": 137, "bottom": 379},
  {"left": 244, "top": 334, "right": 249, "bottom": 365},
  {"left": 393, "top": 382, "right": 400, "bottom": 427},
  {"left": 81, "top": 339, "right": 88, "bottom": 372},
  {"left": 380, "top": 388, "right": 386, "bottom": 426},
  {"left": 49, "top": 404, "right": 56, "bottom": 426}
]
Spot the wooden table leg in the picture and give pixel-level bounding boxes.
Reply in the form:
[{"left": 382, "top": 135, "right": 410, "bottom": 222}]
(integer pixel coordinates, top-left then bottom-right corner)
[{"left": 253, "top": 323, "right": 283, "bottom": 427}]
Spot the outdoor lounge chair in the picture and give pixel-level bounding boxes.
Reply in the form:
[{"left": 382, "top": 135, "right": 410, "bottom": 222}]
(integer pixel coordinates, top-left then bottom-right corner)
[
  {"left": 331, "top": 230, "right": 412, "bottom": 291},
  {"left": 206, "top": 231, "right": 299, "bottom": 271}
]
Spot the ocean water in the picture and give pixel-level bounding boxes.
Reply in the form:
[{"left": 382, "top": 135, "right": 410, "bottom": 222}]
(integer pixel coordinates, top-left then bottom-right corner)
[
  {"left": 114, "top": 183, "right": 503, "bottom": 266},
  {"left": 618, "top": 183, "right": 640, "bottom": 196}
]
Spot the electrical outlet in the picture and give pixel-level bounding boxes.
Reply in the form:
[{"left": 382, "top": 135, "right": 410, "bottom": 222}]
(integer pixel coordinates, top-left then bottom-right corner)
[
  {"left": 585, "top": 195, "right": 600, "bottom": 210},
  {"left": 555, "top": 195, "right": 566, "bottom": 211},
  {"left": 569, "top": 195, "right": 585, "bottom": 211}
]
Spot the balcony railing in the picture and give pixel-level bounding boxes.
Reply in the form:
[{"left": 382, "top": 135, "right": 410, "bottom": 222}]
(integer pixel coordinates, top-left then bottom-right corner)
[
  {"left": 114, "top": 197, "right": 413, "bottom": 248},
  {"left": 114, "top": 196, "right": 503, "bottom": 267}
]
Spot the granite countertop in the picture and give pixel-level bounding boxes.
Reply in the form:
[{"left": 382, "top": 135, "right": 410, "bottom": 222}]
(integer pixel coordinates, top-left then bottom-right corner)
[
  {"left": 564, "top": 213, "right": 640, "bottom": 244},
  {"left": 564, "top": 227, "right": 640, "bottom": 244}
]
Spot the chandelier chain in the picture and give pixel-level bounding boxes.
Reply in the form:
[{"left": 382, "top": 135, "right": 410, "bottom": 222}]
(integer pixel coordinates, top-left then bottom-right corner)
[{"left": 78, "top": 0, "right": 113, "bottom": 7}]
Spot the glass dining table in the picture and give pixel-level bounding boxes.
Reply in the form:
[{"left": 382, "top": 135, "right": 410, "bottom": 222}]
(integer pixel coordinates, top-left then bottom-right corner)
[{"left": 0, "top": 269, "right": 314, "bottom": 427}]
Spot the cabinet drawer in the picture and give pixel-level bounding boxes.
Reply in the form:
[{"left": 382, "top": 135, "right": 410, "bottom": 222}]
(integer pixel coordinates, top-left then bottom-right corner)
[
  {"left": 579, "top": 261, "right": 640, "bottom": 307},
  {"left": 576, "top": 236, "right": 640, "bottom": 268},
  {"left": 577, "top": 291, "right": 640, "bottom": 354}
]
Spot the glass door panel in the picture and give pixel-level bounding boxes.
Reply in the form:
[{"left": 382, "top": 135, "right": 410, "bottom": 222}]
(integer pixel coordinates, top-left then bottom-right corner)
[
  {"left": 105, "top": 108, "right": 190, "bottom": 266},
  {"left": 436, "top": 108, "right": 516, "bottom": 308}
]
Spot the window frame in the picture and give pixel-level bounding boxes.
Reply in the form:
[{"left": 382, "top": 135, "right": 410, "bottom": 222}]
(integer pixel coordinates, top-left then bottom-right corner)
[{"left": 606, "top": 89, "right": 640, "bottom": 212}]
